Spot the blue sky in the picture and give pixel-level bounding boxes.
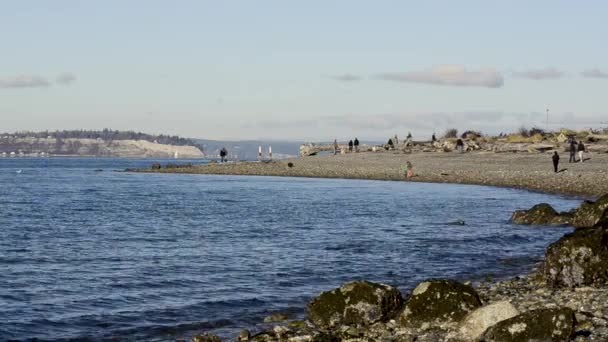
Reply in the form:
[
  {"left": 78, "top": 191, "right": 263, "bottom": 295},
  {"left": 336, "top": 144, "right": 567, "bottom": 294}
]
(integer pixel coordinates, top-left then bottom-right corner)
[{"left": 1, "top": 1, "right": 607, "bottom": 141}]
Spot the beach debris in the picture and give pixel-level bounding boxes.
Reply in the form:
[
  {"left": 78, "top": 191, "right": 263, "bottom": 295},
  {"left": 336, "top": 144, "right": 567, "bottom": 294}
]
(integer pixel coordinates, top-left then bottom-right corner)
[
  {"left": 482, "top": 307, "right": 575, "bottom": 342},
  {"left": 400, "top": 279, "right": 482, "bottom": 328},
  {"left": 307, "top": 280, "right": 403, "bottom": 329},
  {"left": 541, "top": 225, "right": 608, "bottom": 288},
  {"left": 511, "top": 203, "right": 575, "bottom": 226}
]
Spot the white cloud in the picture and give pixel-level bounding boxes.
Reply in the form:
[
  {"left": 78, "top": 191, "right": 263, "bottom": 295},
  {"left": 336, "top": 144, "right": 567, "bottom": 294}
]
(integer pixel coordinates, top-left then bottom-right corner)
[
  {"left": 375, "top": 65, "right": 504, "bottom": 88},
  {"left": 512, "top": 67, "right": 564, "bottom": 80},
  {"left": 0, "top": 75, "right": 50, "bottom": 88},
  {"left": 328, "top": 74, "right": 361, "bottom": 82},
  {"left": 581, "top": 68, "right": 608, "bottom": 79},
  {"left": 56, "top": 72, "right": 77, "bottom": 85}
]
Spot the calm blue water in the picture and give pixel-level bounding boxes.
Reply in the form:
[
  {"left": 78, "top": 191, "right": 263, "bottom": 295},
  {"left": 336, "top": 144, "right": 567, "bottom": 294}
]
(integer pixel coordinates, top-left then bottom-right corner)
[{"left": 0, "top": 157, "right": 581, "bottom": 341}]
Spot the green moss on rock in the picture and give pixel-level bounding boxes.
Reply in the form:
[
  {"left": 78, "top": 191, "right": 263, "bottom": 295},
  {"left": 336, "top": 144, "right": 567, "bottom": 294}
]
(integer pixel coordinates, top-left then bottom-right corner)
[
  {"left": 541, "top": 226, "right": 608, "bottom": 287},
  {"left": 400, "top": 279, "right": 482, "bottom": 327},
  {"left": 511, "top": 203, "right": 574, "bottom": 225},
  {"left": 307, "top": 280, "right": 403, "bottom": 329},
  {"left": 483, "top": 307, "right": 575, "bottom": 342},
  {"left": 573, "top": 194, "right": 608, "bottom": 228}
]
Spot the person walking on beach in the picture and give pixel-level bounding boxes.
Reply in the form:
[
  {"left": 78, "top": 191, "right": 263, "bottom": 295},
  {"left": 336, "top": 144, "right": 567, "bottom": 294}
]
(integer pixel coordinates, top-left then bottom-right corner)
[
  {"left": 569, "top": 139, "right": 577, "bottom": 163},
  {"left": 354, "top": 138, "right": 360, "bottom": 152},
  {"left": 219, "top": 147, "right": 228, "bottom": 163},
  {"left": 578, "top": 141, "right": 586, "bottom": 162},
  {"left": 432, "top": 133, "right": 436, "bottom": 143},
  {"left": 348, "top": 140, "right": 353, "bottom": 152},
  {"left": 333, "top": 139, "right": 338, "bottom": 155},
  {"left": 387, "top": 138, "right": 394, "bottom": 149},
  {"left": 456, "top": 138, "right": 464, "bottom": 153},
  {"left": 405, "top": 161, "right": 413, "bottom": 178},
  {"left": 552, "top": 151, "right": 560, "bottom": 173}
]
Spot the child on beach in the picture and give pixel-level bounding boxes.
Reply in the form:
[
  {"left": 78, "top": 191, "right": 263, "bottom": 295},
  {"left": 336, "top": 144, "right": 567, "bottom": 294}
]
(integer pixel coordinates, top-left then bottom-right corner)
[{"left": 404, "top": 161, "right": 413, "bottom": 178}]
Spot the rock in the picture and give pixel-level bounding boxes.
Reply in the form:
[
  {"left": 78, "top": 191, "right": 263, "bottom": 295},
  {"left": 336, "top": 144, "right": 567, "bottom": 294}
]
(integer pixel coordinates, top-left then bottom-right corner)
[
  {"left": 457, "top": 300, "right": 519, "bottom": 341},
  {"left": 307, "top": 280, "right": 404, "bottom": 329},
  {"left": 400, "top": 279, "right": 482, "bottom": 327},
  {"left": 151, "top": 163, "right": 161, "bottom": 170},
  {"left": 237, "top": 329, "right": 250, "bottom": 341},
  {"left": 264, "top": 312, "right": 290, "bottom": 323},
  {"left": 483, "top": 307, "right": 575, "bottom": 342},
  {"left": 572, "top": 194, "right": 608, "bottom": 228},
  {"left": 541, "top": 226, "right": 608, "bottom": 288},
  {"left": 192, "top": 333, "right": 222, "bottom": 342},
  {"left": 511, "top": 203, "right": 574, "bottom": 225}
]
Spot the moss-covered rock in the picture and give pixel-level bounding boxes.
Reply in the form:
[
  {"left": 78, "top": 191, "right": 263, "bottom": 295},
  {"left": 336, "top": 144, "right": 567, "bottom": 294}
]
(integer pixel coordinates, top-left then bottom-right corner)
[
  {"left": 541, "top": 226, "right": 608, "bottom": 288},
  {"left": 573, "top": 194, "right": 608, "bottom": 228},
  {"left": 307, "top": 280, "right": 403, "bottom": 329},
  {"left": 482, "top": 307, "right": 575, "bottom": 342},
  {"left": 511, "top": 203, "right": 574, "bottom": 225},
  {"left": 192, "top": 333, "right": 222, "bottom": 342},
  {"left": 399, "top": 279, "right": 482, "bottom": 327}
]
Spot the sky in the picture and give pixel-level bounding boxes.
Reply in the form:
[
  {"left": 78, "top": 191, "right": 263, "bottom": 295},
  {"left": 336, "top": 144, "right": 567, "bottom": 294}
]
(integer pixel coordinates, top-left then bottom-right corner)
[{"left": 1, "top": 0, "right": 607, "bottom": 141}]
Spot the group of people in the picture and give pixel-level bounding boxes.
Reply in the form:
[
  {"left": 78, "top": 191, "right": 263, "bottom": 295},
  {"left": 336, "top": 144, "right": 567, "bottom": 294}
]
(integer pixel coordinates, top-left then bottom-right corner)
[
  {"left": 551, "top": 138, "right": 587, "bottom": 173},
  {"left": 334, "top": 138, "right": 360, "bottom": 154}
]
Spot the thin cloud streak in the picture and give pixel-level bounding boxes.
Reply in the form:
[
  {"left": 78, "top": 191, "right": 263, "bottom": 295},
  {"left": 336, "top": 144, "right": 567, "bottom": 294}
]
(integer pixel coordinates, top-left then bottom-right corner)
[
  {"left": 581, "top": 68, "right": 608, "bottom": 79},
  {"left": 0, "top": 75, "right": 50, "bottom": 88},
  {"left": 375, "top": 65, "right": 504, "bottom": 88},
  {"left": 56, "top": 73, "right": 77, "bottom": 85},
  {"left": 328, "top": 74, "right": 361, "bottom": 82},
  {"left": 512, "top": 67, "right": 564, "bottom": 80}
]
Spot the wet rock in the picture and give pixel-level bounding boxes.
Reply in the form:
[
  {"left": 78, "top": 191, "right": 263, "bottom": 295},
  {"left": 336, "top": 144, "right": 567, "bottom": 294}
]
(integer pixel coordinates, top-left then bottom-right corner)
[
  {"left": 573, "top": 194, "right": 608, "bottom": 228},
  {"left": 192, "top": 333, "right": 222, "bottom": 342},
  {"left": 151, "top": 163, "right": 161, "bottom": 170},
  {"left": 307, "top": 280, "right": 403, "bottom": 329},
  {"left": 400, "top": 279, "right": 482, "bottom": 327},
  {"left": 264, "top": 312, "right": 290, "bottom": 323},
  {"left": 237, "top": 329, "right": 250, "bottom": 341},
  {"left": 511, "top": 203, "right": 574, "bottom": 225},
  {"left": 483, "top": 307, "right": 575, "bottom": 342},
  {"left": 457, "top": 300, "right": 519, "bottom": 341},
  {"left": 541, "top": 226, "right": 608, "bottom": 288}
]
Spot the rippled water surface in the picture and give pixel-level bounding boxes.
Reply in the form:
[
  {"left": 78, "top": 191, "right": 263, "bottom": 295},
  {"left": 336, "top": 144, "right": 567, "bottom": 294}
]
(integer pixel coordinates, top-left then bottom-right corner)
[{"left": 0, "top": 157, "right": 581, "bottom": 341}]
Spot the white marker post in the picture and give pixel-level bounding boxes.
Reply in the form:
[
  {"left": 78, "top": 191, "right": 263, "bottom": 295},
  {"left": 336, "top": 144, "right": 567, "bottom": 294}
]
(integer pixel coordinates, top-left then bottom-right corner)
[
  {"left": 268, "top": 146, "right": 272, "bottom": 160},
  {"left": 258, "top": 145, "right": 262, "bottom": 160}
]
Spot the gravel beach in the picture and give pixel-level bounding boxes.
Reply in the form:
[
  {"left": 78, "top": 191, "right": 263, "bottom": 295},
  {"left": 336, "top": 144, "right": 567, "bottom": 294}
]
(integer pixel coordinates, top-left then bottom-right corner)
[{"left": 140, "top": 151, "right": 608, "bottom": 197}]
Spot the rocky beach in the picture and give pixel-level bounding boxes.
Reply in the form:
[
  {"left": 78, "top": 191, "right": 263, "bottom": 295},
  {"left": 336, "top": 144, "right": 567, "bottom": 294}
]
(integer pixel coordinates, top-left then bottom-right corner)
[{"left": 135, "top": 139, "right": 608, "bottom": 342}]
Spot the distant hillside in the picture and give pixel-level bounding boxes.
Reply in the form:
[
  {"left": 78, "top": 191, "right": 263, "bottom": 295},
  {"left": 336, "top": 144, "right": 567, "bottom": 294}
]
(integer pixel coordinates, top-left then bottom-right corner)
[
  {"left": 0, "top": 130, "right": 204, "bottom": 158},
  {"left": 195, "top": 139, "right": 300, "bottom": 160}
]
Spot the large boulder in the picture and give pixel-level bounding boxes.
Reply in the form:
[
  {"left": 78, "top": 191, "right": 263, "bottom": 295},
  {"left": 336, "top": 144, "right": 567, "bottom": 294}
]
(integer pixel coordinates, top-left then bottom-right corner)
[
  {"left": 511, "top": 203, "right": 574, "bottom": 225},
  {"left": 572, "top": 194, "right": 608, "bottom": 228},
  {"left": 482, "top": 307, "right": 575, "bottom": 342},
  {"left": 541, "top": 226, "right": 608, "bottom": 288},
  {"left": 400, "top": 279, "right": 482, "bottom": 327},
  {"left": 457, "top": 300, "right": 519, "bottom": 341},
  {"left": 307, "top": 280, "right": 403, "bottom": 329}
]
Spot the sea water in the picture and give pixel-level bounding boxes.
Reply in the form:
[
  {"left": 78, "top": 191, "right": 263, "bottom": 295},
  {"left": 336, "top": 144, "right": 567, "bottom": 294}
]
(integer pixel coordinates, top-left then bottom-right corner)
[{"left": 0, "top": 157, "right": 581, "bottom": 341}]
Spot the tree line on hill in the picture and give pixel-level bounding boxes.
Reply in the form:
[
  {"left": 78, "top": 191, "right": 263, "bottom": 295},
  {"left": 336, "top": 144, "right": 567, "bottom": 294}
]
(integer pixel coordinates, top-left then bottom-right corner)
[{"left": 2, "top": 129, "right": 198, "bottom": 147}]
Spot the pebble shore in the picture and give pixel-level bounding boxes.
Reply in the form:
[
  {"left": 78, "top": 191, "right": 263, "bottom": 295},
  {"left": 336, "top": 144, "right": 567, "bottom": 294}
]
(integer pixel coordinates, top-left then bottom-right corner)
[{"left": 139, "top": 150, "right": 608, "bottom": 197}]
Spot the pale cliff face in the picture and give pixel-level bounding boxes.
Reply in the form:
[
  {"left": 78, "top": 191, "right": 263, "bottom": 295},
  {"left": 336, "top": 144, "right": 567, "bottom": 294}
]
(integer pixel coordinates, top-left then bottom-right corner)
[{"left": 0, "top": 137, "right": 204, "bottom": 158}]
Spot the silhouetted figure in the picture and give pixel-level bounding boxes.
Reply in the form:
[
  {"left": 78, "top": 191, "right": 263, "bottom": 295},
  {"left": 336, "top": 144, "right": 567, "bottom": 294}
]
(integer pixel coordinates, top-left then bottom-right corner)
[
  {"left": 578, "top": 141, "right": 586, "bottom": 162},
  {"left": 407, "top": 132, "right": 412, "bottom": 140},
  {"left": 569, "top": 140, "right": 577, "bottom": 163},
  {"left": 456, "top": 138, "right": 464, "bottom": 153},
  {"left": 333, "top": 139, "right": 338, "bottom": 155},
  {"left": 220, "top": 147, "right": 228, "bottom": 162},
  {"left": 387, "top": 138, "right": 394, "bottom": 149},
  {"left": 348, "top": 140, "right": 353, "bottom": 152},
  {"left": 354, "top": 138, "right": 360, "bottom": 152},
  {"left": 432, "top": 133, "right": 436, "bottom": 143},
  {"left": 552, "top": 151, "right": 560, "bottom": 173}
]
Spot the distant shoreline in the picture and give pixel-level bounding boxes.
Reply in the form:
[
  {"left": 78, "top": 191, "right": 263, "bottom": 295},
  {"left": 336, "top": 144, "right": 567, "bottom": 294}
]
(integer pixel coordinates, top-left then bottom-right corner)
[{"left": 132, "top": 151, "right": 608, "bottom": 198}]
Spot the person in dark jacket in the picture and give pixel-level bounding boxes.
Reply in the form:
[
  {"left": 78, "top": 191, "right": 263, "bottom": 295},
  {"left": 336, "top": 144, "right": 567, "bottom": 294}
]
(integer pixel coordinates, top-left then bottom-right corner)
[
  {"left": 354, "top": 138, "right": 360, "bottom": 152},
  {"left": 432, "top": 133, "right": 436, "bottom": 143},
  {"left": 219, "top": 147, "right": 228, "bottom": 162},
  {"left": 578, "top": 141, "right": 586, "bottom": 162},
  {"left": 552, "top": 151, "right": 560, "bottom": 173},
  {"left": 569, "top": 140, "right": 577, "bottom": 163},
  {"left": 348, "top": 140, "right": 353, "bottom": 152}
]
